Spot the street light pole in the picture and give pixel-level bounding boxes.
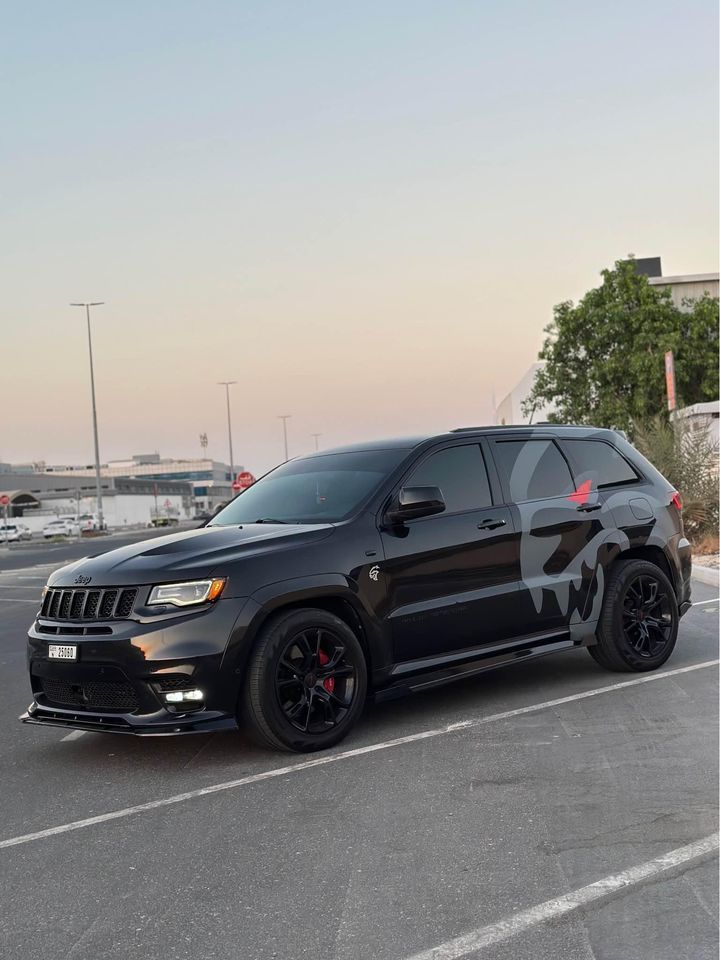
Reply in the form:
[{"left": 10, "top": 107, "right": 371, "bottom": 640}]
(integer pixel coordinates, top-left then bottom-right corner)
[
  {"left": 278, "top": 415, "right": 291, "bottom": 461},
  {"left": 71, "top": 302, "right": 105, "bottom": 530},
  {"left": 311, "top": 433, "right": 322, "bottom": 451},
  {"left": 218, "top": 381, "right": 237, "bottom": 481}
]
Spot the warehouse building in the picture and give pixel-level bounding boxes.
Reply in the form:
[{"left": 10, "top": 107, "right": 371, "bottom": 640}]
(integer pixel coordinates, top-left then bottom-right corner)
[
  {"left": 43, "top": 453, "right": 236, "bottom": 515},
  {"left": 0, "top": 472, "right": 194, "bottom": 534}
]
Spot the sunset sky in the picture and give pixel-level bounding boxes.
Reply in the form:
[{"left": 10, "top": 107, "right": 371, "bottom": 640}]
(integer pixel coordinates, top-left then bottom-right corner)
[{"left": 2, "top": 0, "right": 718, "bottom": 476}]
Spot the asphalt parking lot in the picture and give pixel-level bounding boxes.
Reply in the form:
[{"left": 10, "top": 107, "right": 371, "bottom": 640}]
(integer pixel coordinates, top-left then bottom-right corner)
[{"left": 0, "top": 538, "right": 717, "bottom": 960}]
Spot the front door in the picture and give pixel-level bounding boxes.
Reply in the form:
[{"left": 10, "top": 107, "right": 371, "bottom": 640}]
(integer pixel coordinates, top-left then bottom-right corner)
[{"left": 379, "top": 443, "right": 519, "bottom": 664}]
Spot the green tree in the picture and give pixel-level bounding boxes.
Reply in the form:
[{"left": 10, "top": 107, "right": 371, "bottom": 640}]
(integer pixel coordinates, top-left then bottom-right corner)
[
  {"left": 675, "top": 294, "right": 720, "bottom": 405},
  {"left": 524, "top": 258, "right": 720, "bottom": 434}
]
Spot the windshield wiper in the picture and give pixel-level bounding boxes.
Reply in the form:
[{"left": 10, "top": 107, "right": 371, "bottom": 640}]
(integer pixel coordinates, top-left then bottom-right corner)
[{"left": 253, "top": 518, "right": 292, "bottom": 524}]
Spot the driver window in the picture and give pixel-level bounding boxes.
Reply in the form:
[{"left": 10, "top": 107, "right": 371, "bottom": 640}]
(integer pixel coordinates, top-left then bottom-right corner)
[{"left": 407, "top": 445, "right": 493, "bottom": 515}]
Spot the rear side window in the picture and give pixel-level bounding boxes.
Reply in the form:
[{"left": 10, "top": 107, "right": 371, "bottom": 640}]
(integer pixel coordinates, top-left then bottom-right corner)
[
  {"left": 406, "top": 444, "right": 492, "bottom": 514},
  {"left": 563, "top": 439, "right": 639, "bottom": 488},
  {"left": 492, "top": 439, "right": 574, "bottom": 502}
]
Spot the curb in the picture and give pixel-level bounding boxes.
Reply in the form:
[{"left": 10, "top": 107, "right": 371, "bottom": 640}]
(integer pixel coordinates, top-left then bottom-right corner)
[{"left": 691, "top": 565, "right": 720, "bottom": 588}]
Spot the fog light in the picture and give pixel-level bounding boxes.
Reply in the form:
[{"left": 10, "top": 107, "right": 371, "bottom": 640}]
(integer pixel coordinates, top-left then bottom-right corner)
[{"left": 164, "top": 689, "right": 204, "bottom": 703}]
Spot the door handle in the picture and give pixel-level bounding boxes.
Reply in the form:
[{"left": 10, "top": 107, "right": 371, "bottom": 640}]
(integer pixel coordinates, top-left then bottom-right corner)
[
  {"left": 477, "top": 518, "right": 507, "bottom": 530},
  {"left": 576, "top": 503, "right": 602, "bottom": 512}
]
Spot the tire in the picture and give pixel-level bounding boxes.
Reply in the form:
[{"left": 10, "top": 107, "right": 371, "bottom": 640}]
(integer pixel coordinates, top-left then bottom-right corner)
[
  {"left": 588, "top": 558, "right": 678, "bottom": 673},
  {"left": 242, "top": 608, "right": 368, "bottom": 752}
]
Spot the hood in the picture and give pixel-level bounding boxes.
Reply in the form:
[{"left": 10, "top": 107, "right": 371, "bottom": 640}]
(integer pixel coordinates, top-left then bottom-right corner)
[{"left": 48, "top": 523, "right": 335, "bottom": 588}]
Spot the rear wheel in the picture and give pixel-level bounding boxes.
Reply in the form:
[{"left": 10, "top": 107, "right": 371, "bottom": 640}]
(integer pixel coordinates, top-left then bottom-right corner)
[
  {"left": 589, "top": 558, "right": 678, "bottom": 672},
  {"left": 242, "top": 608, "right": 367, "bottom": 752}
]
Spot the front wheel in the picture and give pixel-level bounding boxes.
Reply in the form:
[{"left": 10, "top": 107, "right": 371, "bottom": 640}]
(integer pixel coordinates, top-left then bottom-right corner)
[
  {"left": 242, "top": 608, "right": 368, "bottom": 752},
  {"left": 588, "top": 558, "right": 679, "bottom": 672}
]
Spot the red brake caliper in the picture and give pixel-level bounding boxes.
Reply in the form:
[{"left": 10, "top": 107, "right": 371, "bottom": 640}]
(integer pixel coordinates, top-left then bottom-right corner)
[{"left": 318, "top": 648, "right": 335, "bottom": 694}]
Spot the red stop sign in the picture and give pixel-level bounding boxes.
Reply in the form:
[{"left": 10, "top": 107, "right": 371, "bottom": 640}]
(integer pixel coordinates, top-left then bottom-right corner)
[
  {"left": 233, "top": 471, "right": 255, "bottom": 492},
  {"left": 0, "top": 495, "right": 9, "bottom": 506}
]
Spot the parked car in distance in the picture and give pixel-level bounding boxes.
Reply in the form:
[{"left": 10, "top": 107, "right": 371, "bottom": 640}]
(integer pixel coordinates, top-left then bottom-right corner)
[
  {"left": 0, "top": 523, "right": 32, "bottom": 542},
  {"left": 42, "top": 518, "right": 80, "bottom": 539},
  {"left": 149, "top": 516, "right": 179, "bottom": 528},
  {"left": 24, "top": 425, "right": 692, "bottom": 753},
  {"left": 78, "top": 513, "right": 101, "bottom": 532}
]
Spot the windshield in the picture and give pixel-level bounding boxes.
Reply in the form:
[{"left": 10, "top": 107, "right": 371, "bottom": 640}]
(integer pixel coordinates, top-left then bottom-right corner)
[{"left": 209, "top": 449, "right": 408, "bottom": 525}]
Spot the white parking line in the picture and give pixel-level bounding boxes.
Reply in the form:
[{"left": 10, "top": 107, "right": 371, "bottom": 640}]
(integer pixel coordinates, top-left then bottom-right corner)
[
  {"left": 1, "top": 658, "right": 716, "bottom": 852},
  {"left": 60, "top": 730, "right": 86, "bottom": 742},
  {"left": 691, "top": 597, "right": 719, "bottom": 606},
  {"left": 404, "top": 833, "right": 720, "bottom": 960}
]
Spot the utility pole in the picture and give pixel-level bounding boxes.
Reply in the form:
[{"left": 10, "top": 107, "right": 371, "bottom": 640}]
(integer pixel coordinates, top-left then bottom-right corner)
[
  {"left": 278, "top": 415, "right": 291, "bottom": 461},
  {"left": 311, "top": 433, "right": 322, "bottom": 451},
  {"left": 218, "top": 381, "right": 237, "bottom": 481},
  {"left": 70, "top": 302, "right": 105, "bottom": 530}
]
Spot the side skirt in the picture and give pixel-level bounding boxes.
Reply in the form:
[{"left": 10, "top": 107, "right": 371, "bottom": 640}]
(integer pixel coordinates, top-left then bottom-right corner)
[{"left": 374, "top": 632, "right": 585, "bottom": 702}]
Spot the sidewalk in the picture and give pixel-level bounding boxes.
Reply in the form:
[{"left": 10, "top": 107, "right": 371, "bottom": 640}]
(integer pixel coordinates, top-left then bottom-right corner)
[{"left": 692, "top": 553, "right": 720, "bottom": 587}]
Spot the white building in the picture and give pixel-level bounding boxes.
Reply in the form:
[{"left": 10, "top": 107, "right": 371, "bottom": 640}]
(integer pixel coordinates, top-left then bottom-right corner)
[
  {"left": 495, "top": 362, "right": 555, "bottom": 426},
  {"left": 648, "top": 272, "right": 719, "bottom": 309},
  {"left": 671, "top": 401, "right": 720, "bottom": 447},
  {"left": 0, "top": 474, "right": 194, "bottom": 534},
  {"left": 44, "top": 453, "right": 235, "bottom": 514}
]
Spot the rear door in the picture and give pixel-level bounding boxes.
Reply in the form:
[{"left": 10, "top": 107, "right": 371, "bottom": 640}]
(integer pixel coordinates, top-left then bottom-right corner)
[
  {"left": 379, "top": 442, "right": 519, "bottom": 663},
  {"left": 487, "top": 435, "right": 617, "bottom": 634}
]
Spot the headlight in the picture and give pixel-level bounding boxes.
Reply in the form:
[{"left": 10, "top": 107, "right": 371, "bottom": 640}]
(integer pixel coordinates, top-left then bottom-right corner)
[{"left": 147, "top": 578, "right": 226, "bottom": 607}]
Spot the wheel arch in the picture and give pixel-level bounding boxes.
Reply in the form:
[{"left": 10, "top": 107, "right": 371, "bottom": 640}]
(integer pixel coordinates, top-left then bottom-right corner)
[
  {"left": 582, "top": 537, "right": 679, "bottom": 625},
  {"left": 229, "top": 577, "right": 381, "bottom": 687},
  {"left": 611, "top": 544, "right": 675, "bottom": 589}
]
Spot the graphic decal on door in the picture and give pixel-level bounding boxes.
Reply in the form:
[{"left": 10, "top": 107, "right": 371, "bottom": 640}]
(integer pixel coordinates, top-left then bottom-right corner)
[
  {"left": 567, "top": 479, "right": 592, "bottom": 505},
  {"left": 506, "top": 445, "right": 635, "bottom": 622}
]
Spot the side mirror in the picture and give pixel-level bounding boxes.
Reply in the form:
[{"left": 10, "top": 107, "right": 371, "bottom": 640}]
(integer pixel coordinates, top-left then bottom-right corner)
[{"left": 386, "top": 486, "right": 446, "bottom": 524}]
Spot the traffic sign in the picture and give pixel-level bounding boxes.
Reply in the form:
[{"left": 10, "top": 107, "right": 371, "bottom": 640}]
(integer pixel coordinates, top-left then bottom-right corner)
[
  {"left": 0, "top": 495, "right": 9, "bottom": 506},
  {"left": 232, "top": 471, "right": 255, "bottom": 492}
]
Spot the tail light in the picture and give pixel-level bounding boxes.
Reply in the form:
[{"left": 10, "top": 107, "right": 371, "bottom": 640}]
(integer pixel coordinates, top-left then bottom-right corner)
[{"left": 670, "top": 491, "right": 682, "bottom": 512}]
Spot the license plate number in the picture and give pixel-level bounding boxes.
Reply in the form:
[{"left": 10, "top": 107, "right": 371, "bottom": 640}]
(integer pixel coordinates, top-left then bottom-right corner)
[{"left": 48, "top": 644, "right": 77, "bottom": 660}]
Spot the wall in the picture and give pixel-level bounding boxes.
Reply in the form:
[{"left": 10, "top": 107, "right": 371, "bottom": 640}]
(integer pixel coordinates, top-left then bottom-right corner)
[
  {"left": 649, "top": 274, "right": 719, "bottom": 310},
  {"left": 15, "top": 492, "right": 193, "bottom": 532}
]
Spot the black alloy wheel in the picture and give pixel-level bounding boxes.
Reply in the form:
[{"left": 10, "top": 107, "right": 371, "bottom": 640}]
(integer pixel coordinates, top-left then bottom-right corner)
[
  {"left": 621, "top": 574, "right": 674, "bottom": 658},
  {"left": 589, "top": 558, "right": 679, "bottom": 673},
  {"left": 243, "top": 608, "right": 367, "bottom": 752},
  {"left": 275, "top": 627, "right": 357, "bottom": 734}
]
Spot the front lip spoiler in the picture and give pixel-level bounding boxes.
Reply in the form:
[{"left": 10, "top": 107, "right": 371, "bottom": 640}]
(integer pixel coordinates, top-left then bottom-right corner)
[
  {"left": 679, "top": 601, "right": 692, "bottom": 617},
  {"left": 20, "top": 702, "right": 239, "bottom": 737}
]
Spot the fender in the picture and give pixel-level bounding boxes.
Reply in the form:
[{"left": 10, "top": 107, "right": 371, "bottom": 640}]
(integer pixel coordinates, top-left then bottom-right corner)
[{"left": 221, "top": 573, "right": 390, "bottom": 683}]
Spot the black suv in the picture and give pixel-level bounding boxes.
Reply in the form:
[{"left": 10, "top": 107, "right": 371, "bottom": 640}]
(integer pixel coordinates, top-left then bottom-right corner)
[{"left": 21, "top": 426, "right": 692, "bottom": 752}]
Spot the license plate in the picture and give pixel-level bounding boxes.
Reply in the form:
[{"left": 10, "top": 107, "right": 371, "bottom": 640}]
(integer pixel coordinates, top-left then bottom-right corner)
[{"left": 48, "top": 644, "right": 77, "bottom": 660}]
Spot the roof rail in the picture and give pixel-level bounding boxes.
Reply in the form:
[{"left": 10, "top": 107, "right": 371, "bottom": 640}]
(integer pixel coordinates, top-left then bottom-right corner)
[
  {"left": 450, "top": 424, "right": 552, "bottom": 432},
  {"left": 450, "top": 422, "right": 599, "bottom": 432},
  {"left": 450, "top": 425, "right": 492, "bottom": 432}
]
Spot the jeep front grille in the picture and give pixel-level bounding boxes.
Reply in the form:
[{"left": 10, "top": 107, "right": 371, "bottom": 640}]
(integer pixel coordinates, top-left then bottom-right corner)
[{"left": 40, "top": 587, "right": 138, "bottom": 621}]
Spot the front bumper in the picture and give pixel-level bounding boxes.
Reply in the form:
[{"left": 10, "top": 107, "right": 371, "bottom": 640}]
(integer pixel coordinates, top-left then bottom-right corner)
[
  {"left": 21, "top": 596, "right": 250, "bottom": 737},
  {"left": 20, "top": 701, "right": 239, "bottom": 736}
]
